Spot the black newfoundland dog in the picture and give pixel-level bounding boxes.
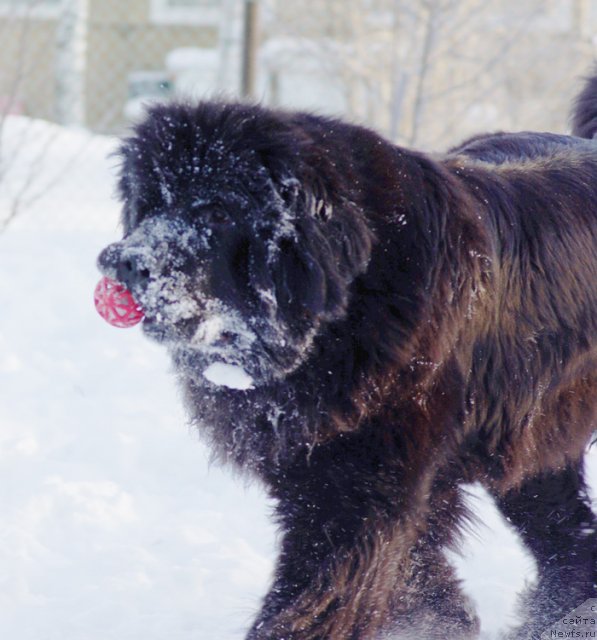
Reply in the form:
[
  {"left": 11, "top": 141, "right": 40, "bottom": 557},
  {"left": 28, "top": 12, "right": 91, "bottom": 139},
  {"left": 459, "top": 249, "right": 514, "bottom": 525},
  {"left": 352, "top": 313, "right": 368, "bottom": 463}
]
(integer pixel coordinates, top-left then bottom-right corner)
[{"left": 98, "top": 72, "right": 597, "bottom": 639}]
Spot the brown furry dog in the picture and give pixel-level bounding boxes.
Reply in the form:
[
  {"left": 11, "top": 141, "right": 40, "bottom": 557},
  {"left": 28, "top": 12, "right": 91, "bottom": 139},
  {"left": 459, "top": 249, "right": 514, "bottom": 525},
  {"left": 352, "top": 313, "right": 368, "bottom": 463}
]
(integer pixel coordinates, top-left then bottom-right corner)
[{"left": 98, "top": 72, "right": 597, "bottom": 639}]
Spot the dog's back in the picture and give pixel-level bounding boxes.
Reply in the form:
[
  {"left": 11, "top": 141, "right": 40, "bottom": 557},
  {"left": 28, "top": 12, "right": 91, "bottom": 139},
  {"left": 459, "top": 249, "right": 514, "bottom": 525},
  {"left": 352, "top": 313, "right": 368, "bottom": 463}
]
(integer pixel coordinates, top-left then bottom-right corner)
[
  {"left": 450, "top": 130, "right": 594, "bottom": 164},
  {"left": 572, "top": 69, "right": 597, "bottom": 139},
  {"left": 450, "top": 69, "right": 597, "bottom": 164}
]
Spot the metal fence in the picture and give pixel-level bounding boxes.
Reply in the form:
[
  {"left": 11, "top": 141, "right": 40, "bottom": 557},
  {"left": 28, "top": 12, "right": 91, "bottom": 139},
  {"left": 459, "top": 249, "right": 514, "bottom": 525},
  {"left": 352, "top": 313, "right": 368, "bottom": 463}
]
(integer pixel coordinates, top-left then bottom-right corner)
[{"left": 0, "top": 0, "right": 249, "bottom": 134}]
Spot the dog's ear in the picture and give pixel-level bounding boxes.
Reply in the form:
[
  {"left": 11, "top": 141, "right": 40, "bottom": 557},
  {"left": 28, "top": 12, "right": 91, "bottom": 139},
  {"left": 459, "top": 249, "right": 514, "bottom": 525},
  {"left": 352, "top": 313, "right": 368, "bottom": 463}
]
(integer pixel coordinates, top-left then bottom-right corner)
[
  {"left": 252, "top": 128, "right": 375, "bottom": 326},
  {"left": 271, "top": 214, "right": 368, "bottom": 330},
  {"left": 243, "top": 229, "right": 328, "bottom": 341},
  {"left": 267, "top": 168, "right": 373, "bottom": 317},
  {"left": 285, "top": 183, "right": 334, "bottom": 223},
  {"left": 276, "top": 176, "right": 301, "bottom": 210},
  {"left": 275, "top": 171, "right": 335, "bottom": 224},
  {"left": 275, "top": 236, "right": 328, "bottom": 320}
]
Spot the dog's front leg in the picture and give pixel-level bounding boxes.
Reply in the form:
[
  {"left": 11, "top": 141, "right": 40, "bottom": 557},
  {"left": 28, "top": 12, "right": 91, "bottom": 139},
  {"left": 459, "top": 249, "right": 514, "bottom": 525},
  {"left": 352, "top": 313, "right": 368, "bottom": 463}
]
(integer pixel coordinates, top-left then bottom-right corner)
[
  {"left": 244, "top": 436, "right": 441, "bottom": 640},
  {"left": 246, "top": 503, "right": 416, "bottom": 640},
  {"left": 244, "top": 430, "right": 482, "bottom": 640}
]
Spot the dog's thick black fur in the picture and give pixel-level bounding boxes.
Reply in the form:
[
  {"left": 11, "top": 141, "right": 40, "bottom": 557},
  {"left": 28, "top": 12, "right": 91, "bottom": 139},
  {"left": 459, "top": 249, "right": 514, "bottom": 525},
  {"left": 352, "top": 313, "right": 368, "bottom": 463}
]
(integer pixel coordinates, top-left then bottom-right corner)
[{"left": 98, "top": 72, "right": 597, "bottom": 639}]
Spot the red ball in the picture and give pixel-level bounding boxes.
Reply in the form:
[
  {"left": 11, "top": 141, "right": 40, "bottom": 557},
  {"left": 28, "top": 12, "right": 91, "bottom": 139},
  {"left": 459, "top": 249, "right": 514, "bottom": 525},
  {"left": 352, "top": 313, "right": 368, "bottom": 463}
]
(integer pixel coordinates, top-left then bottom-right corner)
[{"left": 94, "top": 276, "right": 144, "bottom": 328}]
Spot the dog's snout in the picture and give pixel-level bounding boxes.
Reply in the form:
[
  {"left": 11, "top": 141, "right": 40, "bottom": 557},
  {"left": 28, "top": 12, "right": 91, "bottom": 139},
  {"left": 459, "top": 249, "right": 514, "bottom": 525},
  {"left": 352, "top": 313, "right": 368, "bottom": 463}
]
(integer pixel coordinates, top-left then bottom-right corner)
[
  {"left": 98, "top": 243, "right": 152, "bottom": 292},
  {"left": 116, "top": 254, "right": 151, "bottom": 292},
  {"left": 97, "top": 243, "right": 121, "bottom": 277}
]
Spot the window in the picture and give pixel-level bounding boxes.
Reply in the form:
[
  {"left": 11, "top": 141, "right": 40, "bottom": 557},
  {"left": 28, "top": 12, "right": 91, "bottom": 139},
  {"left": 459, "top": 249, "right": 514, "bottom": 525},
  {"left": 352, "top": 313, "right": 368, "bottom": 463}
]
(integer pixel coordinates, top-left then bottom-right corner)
[
  {"left": 0, "top": 0, "right": 63, "bottom": 18},
  {"left": 0, "top": 0, "right": 61, "bottom": 3},
  {"left": 150, "top": 0, "right": 221, "bottom": 25}
]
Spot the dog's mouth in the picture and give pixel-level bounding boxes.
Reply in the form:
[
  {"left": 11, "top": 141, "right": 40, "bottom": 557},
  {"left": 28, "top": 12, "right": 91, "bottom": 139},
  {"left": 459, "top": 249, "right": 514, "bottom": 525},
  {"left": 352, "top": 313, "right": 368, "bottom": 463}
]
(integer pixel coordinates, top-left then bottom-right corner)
[
  {"left": 141, "top": 312, "right": 198, "bottom": 343},
  {"left": 97, "top": 248, "right": 312, "bottom": 388},
  {"left": 96, "top": 266, "right": 314, "bottom": 389},
  {"left": 139, "top": 298, "right": 269, "bottom": 387}
]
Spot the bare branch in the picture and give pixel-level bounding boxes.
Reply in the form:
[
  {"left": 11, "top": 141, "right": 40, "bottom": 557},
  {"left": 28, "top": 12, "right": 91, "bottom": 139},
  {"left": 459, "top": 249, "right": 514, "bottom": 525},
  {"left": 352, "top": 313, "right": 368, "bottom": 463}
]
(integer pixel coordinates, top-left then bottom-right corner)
[{"left": 409, "top": 3, "right": 439, "bottom": 145}]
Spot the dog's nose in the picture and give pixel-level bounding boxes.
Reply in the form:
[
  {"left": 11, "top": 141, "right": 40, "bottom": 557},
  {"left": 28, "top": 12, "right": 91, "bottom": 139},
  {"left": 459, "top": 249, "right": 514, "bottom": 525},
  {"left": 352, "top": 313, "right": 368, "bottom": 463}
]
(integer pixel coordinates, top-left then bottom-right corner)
[
  {"left": 116, "top": 254, "right": 151, "bottom": 292},
  {"left": 97, "top": 243, "right": 151, "bottom": 292}
]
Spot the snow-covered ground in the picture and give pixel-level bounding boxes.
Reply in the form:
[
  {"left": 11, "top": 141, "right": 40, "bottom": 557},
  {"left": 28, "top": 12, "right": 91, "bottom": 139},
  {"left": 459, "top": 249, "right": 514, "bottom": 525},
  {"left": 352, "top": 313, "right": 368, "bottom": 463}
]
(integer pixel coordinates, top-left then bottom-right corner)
[{"left": 0, "top": 116, "right": 594, "bottom": 640}]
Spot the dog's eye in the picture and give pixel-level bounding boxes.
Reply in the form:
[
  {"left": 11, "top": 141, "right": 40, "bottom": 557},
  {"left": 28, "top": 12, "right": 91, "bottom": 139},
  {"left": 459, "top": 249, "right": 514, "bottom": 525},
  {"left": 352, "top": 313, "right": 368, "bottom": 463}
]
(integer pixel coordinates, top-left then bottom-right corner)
[
  {"left": 191, "top": 201, "right": 231, "bottom": 226},
  {"left": 209, "top": 207, "right": 230, "bottom": 225}
]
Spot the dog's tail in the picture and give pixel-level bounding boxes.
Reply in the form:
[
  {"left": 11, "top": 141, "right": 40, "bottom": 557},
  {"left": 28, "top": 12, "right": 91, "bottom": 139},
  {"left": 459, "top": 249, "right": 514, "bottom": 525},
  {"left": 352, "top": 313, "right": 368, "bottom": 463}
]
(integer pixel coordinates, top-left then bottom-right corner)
[{"left": 571, "top": 69, "right": 597, "bottom": 139}]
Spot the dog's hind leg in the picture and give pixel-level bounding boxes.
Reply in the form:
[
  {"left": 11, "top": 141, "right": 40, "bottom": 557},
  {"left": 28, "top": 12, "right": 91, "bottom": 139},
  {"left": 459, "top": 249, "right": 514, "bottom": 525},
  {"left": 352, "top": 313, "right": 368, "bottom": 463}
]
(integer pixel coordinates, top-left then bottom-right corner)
[{"left": 491, "top": 461, "right": 597, "bottom": 638}]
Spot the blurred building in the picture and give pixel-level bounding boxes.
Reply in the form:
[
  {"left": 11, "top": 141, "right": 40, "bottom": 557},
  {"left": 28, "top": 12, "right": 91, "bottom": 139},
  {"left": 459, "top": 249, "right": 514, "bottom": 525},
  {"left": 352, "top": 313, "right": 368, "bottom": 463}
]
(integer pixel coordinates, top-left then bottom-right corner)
[
  {"left": 1, "top": 0, "right": 597, "bottom": 146},
  {"left": 0, "top": 0, "right": 236, "bottom": 132}
]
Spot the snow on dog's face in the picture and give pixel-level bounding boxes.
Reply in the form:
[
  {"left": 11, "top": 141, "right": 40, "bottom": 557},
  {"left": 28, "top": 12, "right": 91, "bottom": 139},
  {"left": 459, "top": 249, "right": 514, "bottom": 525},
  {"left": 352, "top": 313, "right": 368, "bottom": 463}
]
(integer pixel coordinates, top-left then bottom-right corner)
[{"left": 97, "top": 102, "right": 373, "bottom": 389}]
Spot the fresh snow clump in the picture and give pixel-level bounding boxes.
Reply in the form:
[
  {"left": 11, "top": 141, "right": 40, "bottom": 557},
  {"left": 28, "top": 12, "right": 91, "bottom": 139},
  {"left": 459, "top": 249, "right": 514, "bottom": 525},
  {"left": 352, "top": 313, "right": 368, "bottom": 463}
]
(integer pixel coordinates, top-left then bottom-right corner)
[{"left": 203, "top": 362, "right": 254, "bottom": 390}]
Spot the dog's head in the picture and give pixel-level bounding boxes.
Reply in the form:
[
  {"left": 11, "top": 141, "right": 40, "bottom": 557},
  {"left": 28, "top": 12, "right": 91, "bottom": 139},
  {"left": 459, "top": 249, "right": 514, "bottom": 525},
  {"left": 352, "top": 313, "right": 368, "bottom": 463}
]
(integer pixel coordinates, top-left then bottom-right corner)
[{"left": 98, "top": 102, "right": 373, "bottom": 388}]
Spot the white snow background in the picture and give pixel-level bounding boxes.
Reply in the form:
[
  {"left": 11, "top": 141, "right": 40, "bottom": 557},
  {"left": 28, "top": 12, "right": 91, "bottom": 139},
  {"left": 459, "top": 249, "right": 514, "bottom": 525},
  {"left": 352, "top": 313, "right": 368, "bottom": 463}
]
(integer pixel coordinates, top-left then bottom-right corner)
[{"left": 0, "top": 116, "right": 595, "bottom": 640}]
